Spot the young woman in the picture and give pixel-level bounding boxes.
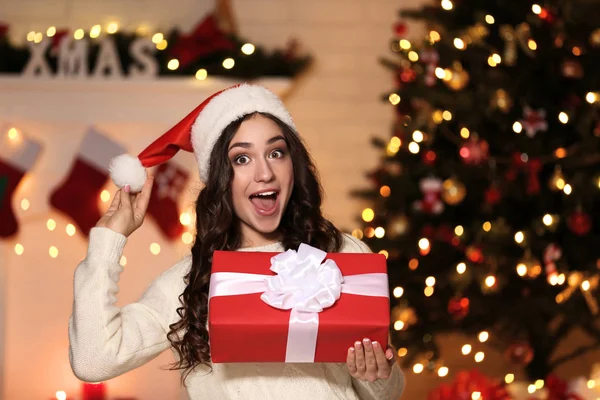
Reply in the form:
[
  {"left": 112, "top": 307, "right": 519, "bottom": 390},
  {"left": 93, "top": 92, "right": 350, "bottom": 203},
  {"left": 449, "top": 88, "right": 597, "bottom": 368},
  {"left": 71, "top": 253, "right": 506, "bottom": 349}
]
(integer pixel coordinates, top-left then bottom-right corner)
[{"left": 68, "top": 84, "right": 405, "bottom": 399}]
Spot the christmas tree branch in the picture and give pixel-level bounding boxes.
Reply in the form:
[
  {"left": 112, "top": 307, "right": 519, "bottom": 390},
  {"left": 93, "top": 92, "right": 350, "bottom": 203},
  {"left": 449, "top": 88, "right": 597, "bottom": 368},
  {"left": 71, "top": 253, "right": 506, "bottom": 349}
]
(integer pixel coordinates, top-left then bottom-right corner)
[{"left": 549, "top": 340, "right": 600, "bottom": 369}]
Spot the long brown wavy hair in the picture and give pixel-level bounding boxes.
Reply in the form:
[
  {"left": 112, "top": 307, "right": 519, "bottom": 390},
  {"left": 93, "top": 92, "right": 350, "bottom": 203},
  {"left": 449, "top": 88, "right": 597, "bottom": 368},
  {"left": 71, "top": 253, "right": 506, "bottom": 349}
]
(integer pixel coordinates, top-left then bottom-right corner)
[{"left": 167, "top": 112, "right": 343, "bottom": 383}]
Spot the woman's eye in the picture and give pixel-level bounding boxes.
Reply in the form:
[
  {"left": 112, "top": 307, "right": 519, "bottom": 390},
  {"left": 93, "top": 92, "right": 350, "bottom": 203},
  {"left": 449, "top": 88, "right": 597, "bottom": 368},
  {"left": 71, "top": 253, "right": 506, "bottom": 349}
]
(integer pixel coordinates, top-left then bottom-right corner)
[
  {"left": 270, "top": 149, "right": 285, "bottom": 158},
  {"left": 234, "top": 155, "right": 250, "bottom": 165}
]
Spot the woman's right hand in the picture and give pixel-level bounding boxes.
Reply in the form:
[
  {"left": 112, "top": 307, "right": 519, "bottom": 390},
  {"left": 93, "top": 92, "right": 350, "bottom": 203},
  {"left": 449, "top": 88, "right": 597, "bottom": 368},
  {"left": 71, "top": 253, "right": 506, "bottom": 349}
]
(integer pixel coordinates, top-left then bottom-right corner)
[{"left": 96, "top": 176, "right": 154, "bottom": 237}]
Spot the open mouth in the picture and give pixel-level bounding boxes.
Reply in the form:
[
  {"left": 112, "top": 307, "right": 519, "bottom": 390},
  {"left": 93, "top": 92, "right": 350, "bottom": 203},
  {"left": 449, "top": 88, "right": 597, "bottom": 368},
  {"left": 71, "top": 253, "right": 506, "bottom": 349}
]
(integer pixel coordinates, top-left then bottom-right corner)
[{"left": 249, "top": 190, "right": 279, "bottom": 214}]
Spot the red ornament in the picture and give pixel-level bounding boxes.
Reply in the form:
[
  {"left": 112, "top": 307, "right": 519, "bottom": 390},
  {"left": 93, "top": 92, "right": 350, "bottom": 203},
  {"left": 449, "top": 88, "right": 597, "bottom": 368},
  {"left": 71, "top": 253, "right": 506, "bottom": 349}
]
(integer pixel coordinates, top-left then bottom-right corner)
[
  {"left": 423, "top": 150, "right": 437, "bottom": 165},
  {"left": 466, "top": 246, "right": 484, "bottom": 263},
  {"left": 394, "top": 22, "right": 407, "bottom": 37},
  {"left": 567, "top": 210, "right": 592, "bottom": 235},
  {"left": 447, "top": 297, "right": 470, "bottom": 320},
  {"left": 505, "top": 342, "right": 534, "bottom": 365},
  {"left": 459, "top": 137, "right": 489, "bottom": 165},
  {"left": 543, "top": 243, "right": 562, "bottom": 280},
  {"left": 521, "top": 106, "right": 548, "bottom": 138},
  {"left": 485, "top": 185, "right": 501, "bottom": 205}
]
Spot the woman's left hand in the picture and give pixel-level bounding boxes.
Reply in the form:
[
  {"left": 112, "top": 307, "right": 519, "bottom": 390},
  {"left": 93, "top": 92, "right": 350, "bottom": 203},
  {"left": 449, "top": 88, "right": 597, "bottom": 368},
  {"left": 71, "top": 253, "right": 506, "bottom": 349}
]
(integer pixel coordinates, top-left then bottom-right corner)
[{"left": 347, "top": 338, "right": 396, "bottom": 382}]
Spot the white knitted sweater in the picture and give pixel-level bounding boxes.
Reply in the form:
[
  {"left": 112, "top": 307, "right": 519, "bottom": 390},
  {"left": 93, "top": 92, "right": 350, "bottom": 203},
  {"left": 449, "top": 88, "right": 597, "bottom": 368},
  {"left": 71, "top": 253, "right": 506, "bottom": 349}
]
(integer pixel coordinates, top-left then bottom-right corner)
[{"left": 69, "top": 227, "right": 405, "bottom": 399}]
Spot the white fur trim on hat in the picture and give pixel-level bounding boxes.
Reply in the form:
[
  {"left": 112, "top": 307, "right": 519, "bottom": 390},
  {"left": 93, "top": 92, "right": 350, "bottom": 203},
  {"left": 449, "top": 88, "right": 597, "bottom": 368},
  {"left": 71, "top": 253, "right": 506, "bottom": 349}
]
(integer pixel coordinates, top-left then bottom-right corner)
[
  {"left": 109, "top": 154, "right": 147, "bottom": 192},
  {"left": 191, "top": 84, "right": 296, "bottom": 182}
]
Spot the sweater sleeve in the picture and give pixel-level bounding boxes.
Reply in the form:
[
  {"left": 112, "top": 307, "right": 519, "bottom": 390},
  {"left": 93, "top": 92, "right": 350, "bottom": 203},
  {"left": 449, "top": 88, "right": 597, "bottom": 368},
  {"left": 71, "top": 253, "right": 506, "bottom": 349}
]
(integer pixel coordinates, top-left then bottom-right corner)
[
  {"left": 68, "top": 227, "right": 190, "bottom": 382},
  {"left": 340, "top": 233, "right": 406, "bottom": 399}
]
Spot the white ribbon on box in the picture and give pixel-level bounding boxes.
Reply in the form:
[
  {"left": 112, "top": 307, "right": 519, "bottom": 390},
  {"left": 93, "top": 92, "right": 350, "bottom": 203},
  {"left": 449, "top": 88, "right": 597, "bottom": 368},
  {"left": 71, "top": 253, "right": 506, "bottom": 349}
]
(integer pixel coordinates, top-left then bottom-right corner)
[{"left": 209, "top": 243, "right": 389, "bottom": 362}]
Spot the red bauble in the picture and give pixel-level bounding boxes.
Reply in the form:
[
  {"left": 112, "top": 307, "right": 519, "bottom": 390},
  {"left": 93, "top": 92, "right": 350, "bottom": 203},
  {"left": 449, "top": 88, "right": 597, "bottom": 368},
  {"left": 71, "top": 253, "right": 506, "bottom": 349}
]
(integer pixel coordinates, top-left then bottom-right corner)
[
  {"left": 423, "top": 150, "right": 437, "bottom": 165},
  {"left": 505, "top": 342, "right": 534, "bottom": 365},
  {"left": 394, "top": 22, "right": 407, "bottom": 36},
  {"left": 485, "top": 185, "right": 501, "bottom": 205},
  {"left": 567, "top": 210, "right": 592, "bottom": 236},
  {"left": 447, "top": 297, "right": 470, "bottom": 320},
  {"left": 466, "top": 246, "right": 484, "bottom": 263}
]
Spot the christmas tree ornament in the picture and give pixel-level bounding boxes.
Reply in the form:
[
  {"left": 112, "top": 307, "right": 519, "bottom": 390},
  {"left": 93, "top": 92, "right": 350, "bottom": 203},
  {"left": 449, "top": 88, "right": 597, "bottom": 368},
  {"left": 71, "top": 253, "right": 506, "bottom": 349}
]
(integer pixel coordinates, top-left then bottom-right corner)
[
  {"left": 516, "top": 250, "right": 542, "bottom": 280},
  {"left": 447, "top": 297, "right": 470, "bottom": 320},
  {"left": 459, "top": 136, "right": 489, "bottom": 165},
  {"left": 484, "top": 184, "right": 502, "bottom": 206},
  {"left": 491, "top": 88, "right": 513, "bottom": 113},
  {"left": 420, "top": 48, "right": 439, "bottom": 87},
  {"left": 567, "top": 209, "right": 592, "bottom": 236},
  {"left": 556, "top": 272, "right": 599, "bottom": 315},
  {"left": 505, "top": 342, "right": 534, "bottom": 365},
  {"left": 50, "top": 128, "right": 126, "bottom": 236},
  {"left": 548, "top": 166, "right": 566, "bottom": 191},
  {"left": 520, "top": 106, "right": 548, "bottom": 138},
  {"left": 147, "top": 162, "right": 189, "bottom": 240},
  {"left": 0, "top": 127, "right": 43, "bottom": 238},
  {"left": 466, "top": 245, "right": 484, "bottom": 263},
  {"left": 423, "top": 150, "right": 437, "bottom": 165},
  {"left": 561, "top": 60, "right": 584, "bottom": 79},
  {"left": 394, "top": 22, "right": 408, "bottom": 37},
  {"left": 414, "top": 177, "right": 444, "bottom": 214},
  {"left": 505, "top": 152, "right": 542, "bottom": 195},
  {"left": 441, "top": 177, "right": 466, "bottom": 205},
  {"left": 388, "top": 215, "right": 409, "bottom": 238},
  {"left": 443, "top": 62, "right": 470, "bottom": 91},
  {"left": 543, "top": 243, "right": 562, "bottom": 283},
  {"left": 590, "top": 28, "right": 600, "bottom": 47}
]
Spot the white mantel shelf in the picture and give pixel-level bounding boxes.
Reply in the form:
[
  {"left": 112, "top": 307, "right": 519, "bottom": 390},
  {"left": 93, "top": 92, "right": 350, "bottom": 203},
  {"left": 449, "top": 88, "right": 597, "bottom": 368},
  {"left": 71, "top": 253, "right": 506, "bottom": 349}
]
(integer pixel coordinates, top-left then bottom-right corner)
[{"left": 0, "top": 75, "right": 293, "bottom": 124}]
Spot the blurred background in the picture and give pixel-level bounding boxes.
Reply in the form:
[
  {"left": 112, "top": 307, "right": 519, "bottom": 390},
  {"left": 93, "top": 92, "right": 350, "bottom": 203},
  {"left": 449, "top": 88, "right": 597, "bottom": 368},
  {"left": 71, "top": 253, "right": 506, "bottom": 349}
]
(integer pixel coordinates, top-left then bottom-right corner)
[{"left": 0, "top": 0, "right": 599, "bottom": 399}]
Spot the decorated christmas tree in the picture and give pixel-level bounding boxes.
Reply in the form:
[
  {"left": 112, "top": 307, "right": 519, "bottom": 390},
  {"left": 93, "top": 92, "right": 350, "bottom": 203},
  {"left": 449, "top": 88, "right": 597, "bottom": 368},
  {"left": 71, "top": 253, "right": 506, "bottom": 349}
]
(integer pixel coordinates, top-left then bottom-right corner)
[{"left": 353, "top": 0, "right": 600, "bottom": 381}]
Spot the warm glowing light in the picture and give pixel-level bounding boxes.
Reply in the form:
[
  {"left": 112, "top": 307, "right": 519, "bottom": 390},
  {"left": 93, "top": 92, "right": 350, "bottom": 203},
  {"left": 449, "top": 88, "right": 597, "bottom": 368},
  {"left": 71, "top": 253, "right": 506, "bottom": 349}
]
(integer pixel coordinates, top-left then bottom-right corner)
[
  {"left": 180, "top": 212, "right": 192, "bottom": 226},
  {"left": 430, "top": 31, "right": 441, "bottom": 42},
  {"left": 90, "top": 25, "right": 101, "bottom": 38},
  {"left": 441, "top": 0, "right": 453, "bottom": 10},
  {"left": 152, "top": 33, "right": 164, "bottom": 44},
  {"left": 157, "top": 39, "right": 168, "bottom": 50},
  {"left": 442, "top": 111, "right": 452, "bottom": 121},
  {"left": 150, "top": 243, "right": 161, "bottom": 255},
  {"left": 559, "top": 112, "right": 569, "bottom": 124},
  {"left": 532, "top": 4, "right": 542, "bottom": 14},
  {"left": 389, "top": 93, "right": 401, "bottom": 105},
  {"left": 47, "top": 26, "right": 56, "bottom": 37},
  {"left": 168, "top": 59, "right": 179, "bottom": 70},
  {"left": 408, "top": 142, "right": 420, "bottom": 154},
  {"left": 412, "top": 130, "right": 424, "bottom": 142},
  {"left": 181, "top": 232, "right": 194, "bottom": 244},
  {"left": 461, "top": 344, "right": 472, "bottom": 355},
  {"left": 457, "top": 262, "right": 467, "bottom": 274},
  {"left": 514, "top": 231, "right": 524, "bottom": 243},
  {"left": 100, "top": 190, "right": 111, "bottom": 203},
  {"left": 408, "top": 51, "right": 419, "bottom": 62},
  {"left": 460, "top": 127, "right": 470, "bottom": 139},
  {"left": 485, "top": 275, "right": 496, "bottom": 287},
  {"left": 472, "top": 392, "right": 482, "bottom": 400},
  {"left": 380, "top": 186, "right": 391, "bottom": 197},
  {"left": 485, "top": 15, "right": 495, "bottom": 24},
  {"left": 399, "top": 39, "right": 411, "bottom": 50},
  {"left": 74, "top": 29, "right": 84, "bottom": 40},
  {"left": 223, "top": 58, "right": 235, "bottom": 69},
  {"left": 413, "top": 363, "right": 424, "bottom": 373},
  {"left": 474, "top": 351, "right": 485, "bottom": 362},
  {"left": 513, "top": 121, "right": 523, "bottom": 134},
  {"left": 362, "top": 208, "right": 375, "bottom": 222},
  {"left": 241, "top": 43, "right": 255, "bottom": 55},
  {"left": 528, "top": 39, "right": 537, "bottom": 50},
  {"left": 14, "top": 244, "right": 24, "bottom": 255},
  {"left": 455, "top": 225, "right": 464, "bottom": 236},
  {"left": 555, "top": 148, "right": 567, "bottom": 158},
  {"left": 528, "top": 384, "right": 536, "bottom": 394},
  {"left": 438, "top": 366, "right": 449, "bottom": 377},
  {"left": 587, "top": 380, "right": 596, "bottom": 389},
  {"left": 409, "top": 259, "right": 419, "bottom": 270},
  {"left": 107, "top": 22, "right": 119, "bottom": 34},
  {"left": 426, "top": 276, "right": 436, "bottom": 287},
  {"left": 374, "top": 227, "right": 385, "bottom": 238},
  {"left": 488, "top": 56, "right": 498, "bottom": 67},
  {"left": 582, "top": 280, "right": 591, "bottom": 291},
  {"left": 424, "top": 286, "right": 434, "bottom": 297},
  {"left": 492, "top": 53, "right": 501, "bottom": 64},
  {"left": 393, "top": 287, "right": 404, "bottom": 298},
  {"left": 352, "top": 229, "right": 364, "bottom": 239},
  {"left": 535, "top": 380, "right": 544, "bottom": 389},
  {"left": 558, "top": 273, "right": 566, "bottom": 285},
  {"left": 27, "top": 31, "right": 35, "bottom": 42},
  {"left": 120, "top": 256, "right": 127, "bottom": 266},
  {"left": 49, "top": 246, "right": 59, "bottom": 258},
  {"left": 517, "top": 263, "right": 527, "bottom": 277},
  {"left": 56, "top": 391, "right": 67, "bottom": 400},
  {"left": 394, "top": 320, "right": 405, "bottom": 330},
  {"left": 563, "top": 184, "right": 572, "bottom": 195},
  {"left": 418, "top": 238, "right": 430, "bottom": 250},
  {"left": 543, "top": 214, "right": 553, "bottom": 226},
  {"left": 47, "top": 219, "right": 57, "bottom": 231},
  {"left": 482, "top": 221, "right": 491, "bottom": 232},
  {"left": 66, "top": 224, "right": 76, "bottom": 236},
  {"left": 505, "top": 374, "right": 515, "bottom": 384},
  {"left": 586, "top": 92, "right": 598, "bottom": 103},
  {"left": 21, "top": 198, "right": 30, "bottom": 210},
  {"left": 478, "top": 331, "right": 489, "bottom": 342},
  {"left": 454, "top": 38, "right": 465, "bottom": 50},
  {"left": 398, "top": 348, "right": 408, "bottom": 357},
  {"left": 195, "top": 68, "right": 208, "bottom": 80},
  {"left": 34, "top": 32, "right": 43, "bottom": 43}
]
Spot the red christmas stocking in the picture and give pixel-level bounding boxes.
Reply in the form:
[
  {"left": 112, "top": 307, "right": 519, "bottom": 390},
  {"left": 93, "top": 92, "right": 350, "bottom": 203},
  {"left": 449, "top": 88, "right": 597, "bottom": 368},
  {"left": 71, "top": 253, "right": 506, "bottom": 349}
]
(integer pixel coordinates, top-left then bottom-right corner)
[
  {"left": 50, "top": 128, "right": 125, "bottom": 236},
  {"left": 0, "top": 129, "right": 43, "bottom": 238},
  {"left": 147, "top": 162, "right": 189, "bottom": 240}
]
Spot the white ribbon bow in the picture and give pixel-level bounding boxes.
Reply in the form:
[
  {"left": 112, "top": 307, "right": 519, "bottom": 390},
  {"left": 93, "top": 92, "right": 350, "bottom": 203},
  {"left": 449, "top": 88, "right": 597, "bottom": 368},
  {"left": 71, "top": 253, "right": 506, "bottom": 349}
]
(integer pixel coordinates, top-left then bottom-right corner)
[{"left": 261, "top": 243, "right": 343, "bottom": 313}]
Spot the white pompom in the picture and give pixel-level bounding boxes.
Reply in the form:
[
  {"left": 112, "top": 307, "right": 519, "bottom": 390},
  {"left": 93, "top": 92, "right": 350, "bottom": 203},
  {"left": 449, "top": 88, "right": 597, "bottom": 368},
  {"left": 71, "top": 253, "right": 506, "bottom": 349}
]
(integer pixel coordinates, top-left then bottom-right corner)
[{"left": 109, "top": 154, "right": 147, "bottom": 193}]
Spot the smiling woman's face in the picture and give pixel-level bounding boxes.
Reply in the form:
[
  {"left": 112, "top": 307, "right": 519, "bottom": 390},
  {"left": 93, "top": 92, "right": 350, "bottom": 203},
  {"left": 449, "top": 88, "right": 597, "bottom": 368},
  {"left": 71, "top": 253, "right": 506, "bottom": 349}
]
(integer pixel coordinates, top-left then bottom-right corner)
[{"left": 227, "top": 114, "right": 294, "bottom": 247}]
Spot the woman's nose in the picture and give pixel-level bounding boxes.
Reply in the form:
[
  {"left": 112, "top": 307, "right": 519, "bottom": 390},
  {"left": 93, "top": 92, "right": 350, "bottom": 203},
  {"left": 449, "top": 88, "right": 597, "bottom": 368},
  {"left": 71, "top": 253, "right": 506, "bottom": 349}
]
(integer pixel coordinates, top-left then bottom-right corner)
[{"left": 255, "top": 157, "right": 275, "bottom": 182}]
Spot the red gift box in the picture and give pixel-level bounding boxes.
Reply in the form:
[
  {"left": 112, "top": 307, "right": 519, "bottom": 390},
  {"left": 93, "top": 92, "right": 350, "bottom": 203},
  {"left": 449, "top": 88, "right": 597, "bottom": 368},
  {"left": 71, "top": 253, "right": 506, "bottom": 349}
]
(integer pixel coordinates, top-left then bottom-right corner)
[{"left": 208, "top": 245, "right": 390, "bottom": 363}]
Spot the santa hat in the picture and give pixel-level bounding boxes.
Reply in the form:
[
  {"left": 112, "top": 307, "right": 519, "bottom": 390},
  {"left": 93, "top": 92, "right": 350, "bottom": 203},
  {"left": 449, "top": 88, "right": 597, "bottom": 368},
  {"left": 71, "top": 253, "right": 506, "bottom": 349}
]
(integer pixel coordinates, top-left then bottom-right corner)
[{"left": 109, "top": 83, "right": 296, "bottom": 192}]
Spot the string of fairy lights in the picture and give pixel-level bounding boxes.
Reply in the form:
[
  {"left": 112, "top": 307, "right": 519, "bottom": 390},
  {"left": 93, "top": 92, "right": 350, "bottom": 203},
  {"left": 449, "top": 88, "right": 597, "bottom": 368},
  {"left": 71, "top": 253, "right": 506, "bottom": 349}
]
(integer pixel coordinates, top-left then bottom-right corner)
[
  {"left": 22, "top": 21, "right": 257, "bottom": 80},
  {"left": 3, "top": 127, "right": 197, "bottom": 262},
  {"left": 350, "top": 0, "right": 600, "bottom": 394}
]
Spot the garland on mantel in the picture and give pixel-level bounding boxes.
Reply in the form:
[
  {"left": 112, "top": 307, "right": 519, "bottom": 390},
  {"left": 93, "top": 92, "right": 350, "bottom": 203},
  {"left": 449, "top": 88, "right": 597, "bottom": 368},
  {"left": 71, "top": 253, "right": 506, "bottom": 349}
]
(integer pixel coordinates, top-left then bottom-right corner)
[{"left": 0, "top": 13, "right": 312, "bottom": 79}]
